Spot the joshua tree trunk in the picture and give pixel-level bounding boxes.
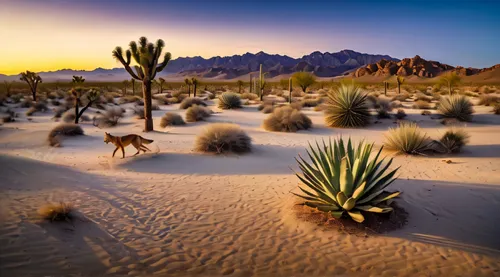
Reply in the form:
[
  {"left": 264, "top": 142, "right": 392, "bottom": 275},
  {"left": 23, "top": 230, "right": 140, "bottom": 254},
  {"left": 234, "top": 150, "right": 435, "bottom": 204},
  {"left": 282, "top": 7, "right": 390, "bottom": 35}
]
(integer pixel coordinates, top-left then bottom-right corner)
[
  {"left": 143, "top": 80, "right": 153, "bottom": 132},
  {"left": 249, "top": 74, "right": 253, "bottom": 94},
  {"left": 397, "top": 83, "right": 401, "bottom": 95},
  {"left": 193, "top": 83, "right": 197, "bottom": 97},
  {"left": 384, "top": 81, "right": 387, "bottom": 96},
  {"left": 74, "top": 99, "right": 80, "bottom": 124},
  {"left": 188, "top": 85, "right": 191, "bottom": 97}
]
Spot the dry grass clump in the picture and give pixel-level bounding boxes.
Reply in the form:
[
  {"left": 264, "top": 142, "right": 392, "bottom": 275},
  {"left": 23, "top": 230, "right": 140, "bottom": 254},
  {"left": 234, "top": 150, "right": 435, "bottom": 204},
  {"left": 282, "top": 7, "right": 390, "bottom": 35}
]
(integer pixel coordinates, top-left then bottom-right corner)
[
  {"left": 185, "top": 105, "right": 211, "bottom": 122},
  {"left": 180, "top": 97, "right": 207, "bottom": 109},
  {"left": 494, "top": 103, "right": 500, "bottom": 115},
  {"left": 167, "top": 97, "right": 180, "bottom": 104},
  {"left": 263, "top": 106, "right": 312, "bottom": 132},
  {"left": 194, "top": 123, "right": 251, "bottom": 154},
  {"left": 439, "top": 128, "right": 470, "bottom": 153},
  {"left": 53, "top": 107, "right": 68, "bottom": 120},
  {"left": 47, "top": 123, "right": 84, "bottom": 147},
  {"left": 415, "top": 92, "right": 432, "bottom": 102},
  {"left": 384, "top": 122, "right": 431, "bottom": 155},
  {"left": 0, "top": 108, "right": 16, "bottom": 123},
  {"left": 301, "top": 99, "right": 320, "bottom": 107},
  {"left": 117, "top": 95, "right": 141, "bottom": 104},
  {"left": 133, "top": 106, "right": 145, "bottom": 119},
  {"left": 93, "top": 106, "right": 125, "bottom": 128},
  {"left": 437, "top": 95, "right": 474, "bottom": 122},
  {"left": 421, "top": 110, "right": 432, "bottom": 116},
  {"left": 160, "top": 112, "right": 186, "bottom": 128},
  {"left": 394, "top": 109, "right": 407, "bottom": 120},
  {"left": 153, "top": 95, "right": 170, "bottom": 105},
  {"left": 38, "top": 202, "right": 74, "bottom": 222},
  {"left": 412, "top": 100, "right": 433, "bottom": 110},
  {"left": 26, "top": 102, "right": 49, "bottom": 116},
  {"left": 240, "top": 92, "right": 258, "bottom": 100},
  {"left": 289, "top": 101, "right": 304, "bottom": 110},
  {"left": 61, "top": 110, "right": 90, "bottom": 123},
  {"left": 291, "top": 90, "right": 303, "bottom": 97},
  {"left": 218, "top": 92, "right": 242, "bottom": 109},
  {"left": 391, "top": 93, "right": 411, "bottom": 102},
  {"left": 20, "top": 98, "right": 33, "bottom": 108},
  {"left": 477, "top": 95, "right": 499, "bottom": 106},
  {"left": 261, "top": 105, "right": 274, "bottom": 114},
  {"left": 390, "top": 100, "right": 403, "bottom": 109},
  {"left": 479, "top": 86, "right": 495, "bottom": 94}
]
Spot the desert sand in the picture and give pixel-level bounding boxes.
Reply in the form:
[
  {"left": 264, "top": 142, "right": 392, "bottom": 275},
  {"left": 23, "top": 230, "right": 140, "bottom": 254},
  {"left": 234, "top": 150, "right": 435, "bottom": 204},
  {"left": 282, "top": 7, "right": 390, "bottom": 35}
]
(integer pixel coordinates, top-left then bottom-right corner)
[{"left": 1, "top": 92, "right": 500, "bottom": 277}]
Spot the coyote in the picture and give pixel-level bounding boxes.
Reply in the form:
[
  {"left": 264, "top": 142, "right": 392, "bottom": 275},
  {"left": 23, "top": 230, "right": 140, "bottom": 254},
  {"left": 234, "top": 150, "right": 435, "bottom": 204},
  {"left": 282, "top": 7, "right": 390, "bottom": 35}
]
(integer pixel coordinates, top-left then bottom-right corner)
[{"left": 104, "top": 132, "right": 154, "bottom": 158}]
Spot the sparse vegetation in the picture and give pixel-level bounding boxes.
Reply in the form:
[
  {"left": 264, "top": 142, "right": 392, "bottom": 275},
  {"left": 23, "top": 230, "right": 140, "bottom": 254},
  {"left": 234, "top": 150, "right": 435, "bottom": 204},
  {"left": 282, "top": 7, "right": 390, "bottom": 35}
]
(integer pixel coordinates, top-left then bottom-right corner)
[
  {"left": 412, "top": 100, "right": 433, "bottom": 110},
  {"left": 218, "top": 92, "right": 242, "bottom": 109},
  {"left": 439, "top": 128, "right": 470, "bottom": 153},
  {"left": 438, "top": 72, "right": 461, "bottom": 95},
  {"left": 38, "top": 202, "right": 74, "bottom": 222},
  {"left": 185, "top": 105, "right": 211, "bottom": 122},
  {"left": 263, "top": 106, "right": 312, "bottom": 132},
  {"left": 179, "top": 97, "right": 207, "bottom": 109},
  {"left": 494, "top": 103, "right": 500, "bottom": 115},
  {"left": 48, "top": 124, "right": 84, "bottom": 147},
  {"left": 194, "top": 123, "right": 251, "bottom": 154},
  {"left": 20, "top": 71, "right": 42, "bottom": 101},
  {"left": 394, "top": 109, "right": 407, "bottom": 120},
  {"left": 292, "top": 72, "right": 316, "bottom": 93},
  {"left": 437, "top": 95, "right": 474, "bottom": 122},
  {"left": 26, "top": 102, "right": 48, "bottom": 116},
  {"left": 477, "top": 95, "right": 499, "bottom": 106},
  {"left": 294, "top": 137, "right": 400, "bottom": 223},
  {"left": 384, "top": 122, "right": 431, "bottom": 155},
  {"left": 324, "top": 83, "right": 370, "bottom": 128},
  {"left": 160, "top": 112, "right": 185, "bottom": 127},
  {"left": 93, "top": 107, "right": 124, "bottom": 128}
]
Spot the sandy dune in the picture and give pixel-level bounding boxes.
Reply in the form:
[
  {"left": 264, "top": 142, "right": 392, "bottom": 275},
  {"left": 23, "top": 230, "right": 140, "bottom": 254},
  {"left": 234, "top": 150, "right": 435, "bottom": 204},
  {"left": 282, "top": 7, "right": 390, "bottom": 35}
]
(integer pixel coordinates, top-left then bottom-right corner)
[{"left": 1, "top": 97, "right": 500, "bottom": 277}]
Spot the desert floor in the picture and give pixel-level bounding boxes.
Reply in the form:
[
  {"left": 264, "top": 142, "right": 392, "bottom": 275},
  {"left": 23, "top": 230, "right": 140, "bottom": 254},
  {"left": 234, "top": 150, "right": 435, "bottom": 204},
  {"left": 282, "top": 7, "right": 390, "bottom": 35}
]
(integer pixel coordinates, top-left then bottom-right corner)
[{"left": 1, "top": 94, "right": 500, "bottom": 277}]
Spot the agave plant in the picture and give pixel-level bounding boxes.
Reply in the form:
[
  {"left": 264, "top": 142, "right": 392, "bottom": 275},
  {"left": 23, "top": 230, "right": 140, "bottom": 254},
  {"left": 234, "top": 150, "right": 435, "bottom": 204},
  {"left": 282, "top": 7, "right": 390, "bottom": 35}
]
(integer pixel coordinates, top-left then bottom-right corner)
[
  {"left": 437, "top": 95, "right": 473, "bottom": 122},
  {"left": 294, "top": 138, "right": 400, "bottom": 223},
  {"left": 218, "top": 92, "right": 242, "bottom": 109},
  {"left": 324, "top": 83, "right": 370, "bottom": 128}
]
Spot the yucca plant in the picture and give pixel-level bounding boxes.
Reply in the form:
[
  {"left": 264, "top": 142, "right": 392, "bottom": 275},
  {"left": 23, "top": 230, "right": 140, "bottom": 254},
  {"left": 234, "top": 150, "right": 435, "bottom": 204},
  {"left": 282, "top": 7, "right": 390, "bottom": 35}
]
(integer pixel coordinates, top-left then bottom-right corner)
[
  {"left": 294, "top": 138, "right": 400, "bottom": 223},
  {"left": 439, "top": 128, "right": 470, "bottom": 153},
  {"left": 384, "top": 122, "right": 431, "bottom": 155},
  {"left": 324, "top": 83, "right": 370, "bottom": 128},
  {"left": 218, "top": 92, "right": 242, "bottom": 109},
  {"left": 437, "top": 95, "right": 473, "bottom": 122}
]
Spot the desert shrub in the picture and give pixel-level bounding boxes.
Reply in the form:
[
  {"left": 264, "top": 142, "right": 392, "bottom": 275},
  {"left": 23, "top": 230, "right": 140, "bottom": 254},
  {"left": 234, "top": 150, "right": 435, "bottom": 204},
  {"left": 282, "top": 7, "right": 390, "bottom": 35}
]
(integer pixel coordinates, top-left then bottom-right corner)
[
  {"left": 415, "top": 92, "right": 432, "bottom": 102},
  {"left": 291, "top": 90, "right": 303, "bottom": 97},
  {"left": 61, "top": 110, "right": 90, "bottom": 123},
  {"left": 391, "top": 93, "right": 410, "bottom": 102},
  {"left": 172, "top": 90, "right": 186, "bottom": 98},
  {"left": 421, "top": 110, "right": 431, "bottom": 116},
  {"left": 167, "top": 97, "right": 180, "bottom": 104},
  {"left": 462, "top": 91, "right": 478, "bottom": 98},
  {"left": 153, "top": 95, "right": 169, "bottom": 105},
  {"left": 290, "top": 101, "right": 303, "bottom": 110},
  {"left": 180, "top": 97, "right": 207, "bottom": 109},
  {"left": 390, "top": 100, "right": 403, "bottom": 109},
  {"left": 93, "top": 106, "right": 124, "bottom": 128},
  {"left": 439, "top": 128, "right": 470, "bottom": 153},
  {"left": 294, "top": 137, "right": 400, "bottom": 223},
  {"left": 313, "top": 104, "right": 326, "bottom": 112},
  {"left": 102, "top": 93, "right": 115, "bottom": 104},
  {"left": 261, "top": 105, "right": 274, "bottom": 114},
  {"left": 384, "top": 122, "right": 431, "bottom": 155},
  {"left": 185, "top": 105, "right": 211, "bottom": 122},
  {"left": 47, "top": 123, "right": 84, "bottom": 147},
  {"left": 10, "top": 94, "right": 23, "bottom": 103},
  {"left": 494, "top": 103, "right": 500, "bottom": 115},
  {"left": 366, "top": 94, "right": 378, "bottom": 107},
  {"left": 240, "top": 92, "right": 258, "bottom": 100},
  {"left": 38, "top": 202, "right": 74, "bottom": 222},
  {"left": 324, "top": 84, "right": 370, "bottom": 128},
  {"left": 0, "top": 108, "right": 16, "bottom": 123},
  {"left": 263, "top": 106, "right": 312, "bottom": 132},
  {"left": 218, "top": 92, "right": 242, "bottom": 109},
  {"left": 437, "top": 95, "right": 473, "bottom": 122},
  {"left": 51, "top": 99, "right": 61, "bottom": 106},
  {"left": 194, "top": 123, "right": 251, "bottom": 154},
  {"left": 431, "top": 93, "right": 442, "bottom": 101},
  {"left": 302, "top": 99, "right": 320, "bottom": 107},
  {"left": 117, "top": 95, "right": 141, "bottom": 104},
  {"left": 394, "top": 109, "right": 407, "bottom": 120},
  {"left": 477, "top": 95, "right": 499, "bottom": 106},
  {"left": 26, "top": 102, "right": 49, "bottom": 116},
  {"left": 412, "top": 100, "right": 433, "bottom": 110},
  {"left": 479, "top": 86, "right": 494, "bottom": 94},
  {"left": 20, "top": 98, "right": 33, "bottom": 108},
  {"left": 160, "top": 112, "right": 185, "bottom": 128},
  {"left": 133, "top": 106, "right": 145, "bottom": 119}
]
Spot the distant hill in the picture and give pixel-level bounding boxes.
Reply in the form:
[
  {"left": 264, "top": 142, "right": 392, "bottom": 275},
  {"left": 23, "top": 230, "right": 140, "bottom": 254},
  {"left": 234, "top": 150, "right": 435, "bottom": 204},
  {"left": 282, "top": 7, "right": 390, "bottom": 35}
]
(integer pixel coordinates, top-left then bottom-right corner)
[{"left": 0, "top": 50, "right": 397, "bottom": 82}]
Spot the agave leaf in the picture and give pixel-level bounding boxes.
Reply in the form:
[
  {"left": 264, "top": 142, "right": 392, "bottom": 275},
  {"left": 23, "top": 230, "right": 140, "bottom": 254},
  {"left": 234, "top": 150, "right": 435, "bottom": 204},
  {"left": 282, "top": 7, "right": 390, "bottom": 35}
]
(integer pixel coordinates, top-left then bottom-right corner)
[
  {"left": 352, "top": 181, "right": 366, "bottom": 199},
  {"left": 357, "top": 205, "right": 393, "bottom": 213},
  {"left": 342, "top": 197, "right": 356, "bottom": 211},
  {"left": 336, "top": 191, "right": 347, "bottom": 206},
  {"left": 358, "top": 177, "right": 398, "bottom": 204},
  {"left": 347, "top": 210, "right": 365, "bottom": 223},
  {"left": 296, "top": 174, "right": 337, "bottom": 203},
  {"left": 339, "top": 158, "right": 354, "bottom": 195},
  {"left": 330, "top": 210, "right": 343, "bottom": 218},
  {"left": 370, "top": 191, "right": 401, "bottom": 205}
]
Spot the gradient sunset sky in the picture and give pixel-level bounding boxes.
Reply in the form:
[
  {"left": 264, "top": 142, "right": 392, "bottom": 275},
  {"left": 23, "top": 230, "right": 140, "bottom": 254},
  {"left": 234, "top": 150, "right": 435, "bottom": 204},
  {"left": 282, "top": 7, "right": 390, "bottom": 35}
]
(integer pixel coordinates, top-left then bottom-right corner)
[{"left": 1, "top": 0, "right": 499, "bottom": 75}]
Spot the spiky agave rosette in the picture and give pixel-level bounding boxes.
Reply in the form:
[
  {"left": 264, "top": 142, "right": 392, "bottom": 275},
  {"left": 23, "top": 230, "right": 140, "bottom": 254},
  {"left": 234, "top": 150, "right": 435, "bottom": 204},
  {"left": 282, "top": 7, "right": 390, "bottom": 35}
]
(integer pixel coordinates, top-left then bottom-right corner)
[{"left": 294, "top": 137, "right": 401, "bottom": 223}]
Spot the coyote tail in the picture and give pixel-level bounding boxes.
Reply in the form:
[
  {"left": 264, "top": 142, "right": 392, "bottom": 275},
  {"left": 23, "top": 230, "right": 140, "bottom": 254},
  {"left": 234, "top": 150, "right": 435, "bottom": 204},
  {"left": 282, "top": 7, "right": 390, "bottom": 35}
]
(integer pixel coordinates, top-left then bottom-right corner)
[{"left": 141, "top": 137, "right": 154, "bottom": 144}]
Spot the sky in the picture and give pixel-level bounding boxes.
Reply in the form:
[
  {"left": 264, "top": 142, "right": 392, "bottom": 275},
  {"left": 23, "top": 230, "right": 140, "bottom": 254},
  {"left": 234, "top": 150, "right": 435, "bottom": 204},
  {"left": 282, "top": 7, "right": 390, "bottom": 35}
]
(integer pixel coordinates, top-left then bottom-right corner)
[{"left": 0, "top": 0, "right": 499, "bottom": 75}]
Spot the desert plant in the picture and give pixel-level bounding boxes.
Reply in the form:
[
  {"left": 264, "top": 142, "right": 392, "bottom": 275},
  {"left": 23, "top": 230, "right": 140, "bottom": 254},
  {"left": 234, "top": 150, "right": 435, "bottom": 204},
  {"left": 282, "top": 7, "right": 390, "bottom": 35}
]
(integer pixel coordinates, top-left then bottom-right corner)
[
  {"left": 292, "top": 71, "right": 316, "bottom": 93},
  {"left": 179, "top": 97, "right": 206, "bottom": 109},
  {"left": 294, "top": 137, "right": 400, "bottom": 223},
  {"left": 302, "top": 99, "right": 320, "bottom": 107},
  {"left": 261, "top": 105, "right": 274, "bottom": 114},
  {"left": 437, "top": 95, "right": 474, "bottom": 122},
  {"left": 415, "top": 92, "right": 432, "bottom": 102},
  {"left": 70, "top": 88, "right": 100, "bottom": 123},
  {"left": 384, "top": 122, "right": 431, "bottom": 155},
  {"left": 93, "top": 106, "right": 124, "bottom": 128},
  {"left": 438, "top": 72, "right": 461, "bottom": 95},
  {"left": 20, "top": 71, "right": 42, "bottom": 101},
  {"left": 184, "top": 78, "right": 192, "bottom": 97},
  {"left": 396, "top": 76, "right": 405, "bottom": 95},
  {"left": 390, "top": 100, "right": 403, "bottom": 109},
  {"left": 258, "top": 64, "right": 267, "bottom": 101},
  {"left": 38, "top": 202, "right": 74, "bottom": 222},
  {"left": 324, "top": 83, "right": 370, "bottom": 128},
  {"left": 160, "top": 112, "right": 185, "bottom": 127},
  {"left": 392, "top": 93, "right": 410, "bottom": 102},
  {"left": 477, "top": 95, "right": 499, "bottom": 106},
  {"left": 185, "top": 105, "right": 211, "bottom": 122},
  {"left": 218, "top": 92, "right": 242, "bottom": 109},
  {"left": 439, "top": 128, "right": 470, "bottom": 153},
  {"left": 191, "top": 77, "right": 199, "bottom": 97},
  {"left": 20, "top": 98, "right": 33, "bottom": 108},
  {"left": 412, "top": 100, "right": 433, "bottom": 110},
  {"left": 72, "top": 75, "right": 85, "bottom": 85},
  {"left": 394, "top": 109, "right": 407, "bottom": 120},
  {"left": 47, "top": 123, "right": 84, "bottom": 147},
  {"left": 194, "top": 123, "right": 251, "bottom": 154},
  {"left": 236, "top": 80, "right": 244, "bottom": 94},
  {"left": 3, "top": 81, "right": 13, "bottom": 97},
  {"left": 240, "top": 92, "right": 258, "bottom": 100},
  {"left": 26, "top": 102, "right": 48, "bottom": 116},
  {"left": 493, "top": 103, "right": 500, "bottom": 115},
  {"left": 421, "top": 110, "right": 432, "bottom": 116},
  {"left": 158, "top": 77, "right": 166, "bottom": 94},
  {"left": 263, "top": 106, "right": 312, "bottom": 132},
  {"left": 61, "top": 110, "right": 91, "bottom": 123},
  {"left": 112, "top": 36, "right": 171, "bottom": 131},
  {"left": 117, "top": 95, "right": 140, "bottom": 104}
]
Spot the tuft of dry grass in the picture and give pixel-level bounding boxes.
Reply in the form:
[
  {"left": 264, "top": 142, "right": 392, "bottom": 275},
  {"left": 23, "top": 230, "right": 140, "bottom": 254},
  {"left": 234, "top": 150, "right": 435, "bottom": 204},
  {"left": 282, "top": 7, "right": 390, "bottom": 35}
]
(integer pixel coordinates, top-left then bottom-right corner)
[
  {"left": 93, "top": 106, "right": 125, "bottom": 128},
  {"left": 415, "top": 92, "right": 432, "bottom": 102},
  {"left": 38, "top": 202, "right": 74, "bottom": 222},
  {"left": 61, "top": 110, "right": 91, "bottom": 123},
  {"left": 185, "top": 105, "right": 211, "bottom": 122},
  {"left": 391, "top": 93, "right": 411, "bottom": 102},
  {"left": 47, "top": 123, "right": 84, "bottom": 147},
  {"left": 394, "top": 109, "right": 407, "bottom": 120},
  {"left": 160, "top": 112, "right": 186, "bottom": 128},
  {"left": 263, "top": 106, "right": 312, "bottom": 132},
  {"left": 194, "top": 123, "right": 251, "bottom": 154},
  {"left": 26, "top": 102, "right": 49, "bottom": 116},
  {"left": 494, "top": 103, "right": 500, "bottom": 115},
  {"left": 437, "top": 95, "right": 474, "bottom": 122},
  {"left": 384, "top": 122, "right": 431, "bottom": 155},
  {"left": 117, "top": 95, "right": 141, "bottom": 104},
  {"left": 421, "top": 110, "right": 432, "bottom": 116},
  {"left": 240, "top": 92, "right": 258, "bottom": 100},
  {"left": 477, "top": 95, "right": 499, "bottom": 106},
  {"left": 261, "top": 105, "right": 274, "bottom": 114},
  {"left": 412, "top": 100, "right": 433, "bottom": 110},
  {"left": 439, "top": 128, "right": 470, "bottom": 153},
  {"left": 180, "top": 97, "right": 207, "bottom": 109}
]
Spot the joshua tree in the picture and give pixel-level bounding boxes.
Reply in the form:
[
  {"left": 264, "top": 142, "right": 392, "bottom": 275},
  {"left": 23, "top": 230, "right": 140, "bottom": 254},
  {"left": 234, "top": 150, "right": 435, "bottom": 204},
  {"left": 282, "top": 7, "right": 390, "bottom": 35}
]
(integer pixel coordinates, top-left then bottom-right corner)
[
  {"left": 131, "top": 78, "right": 136, "bottom": 95},
  {"left": 249, "top": 74, "right": 253, "bottom": 94},
  {"left": 112, "top": 36, "right": 172, "bottom": 132},
  {"left": 288, "top": 77, "right": 293, "bottom": 104},
  {"left": 122, "top": 80, "right": 130, "bottom": 95},
  {"left": 3, "top": 81, "right": 13, "bottom": 97},
  {"left": 72, "top": 76, "right": 85, "bottom": 85},
  {"left": 383, "top": 81, "right": 388, "bottom": 96},
  {"left": 191, "top": 77, "right": 199, "bottom": 97},
  {"left": 292, "top": 71, "right": 316, "bottom": 93},
  {"left": 184, "top": 78, "right": 192, "bottom": 97},
  {"left": 258, "top": 64, "right": 267, "bottom": 101},
  {"left": 396, "top": 76, "right": 405, "bottom": 94},
  {"left": 20, "top": 71, "right": 42, "bottom": 101},
  {"left": 236, "top": 80, "right": 244, "bottom": 94},
  {"left": 158, "top": 77, "right": 166, "bottom": 94},
  {"left": 438, "top": 72, "right": 461, "bottom": 95},
  {"left": 71, "top": 88, "right": 100, "bottom": 124}
]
